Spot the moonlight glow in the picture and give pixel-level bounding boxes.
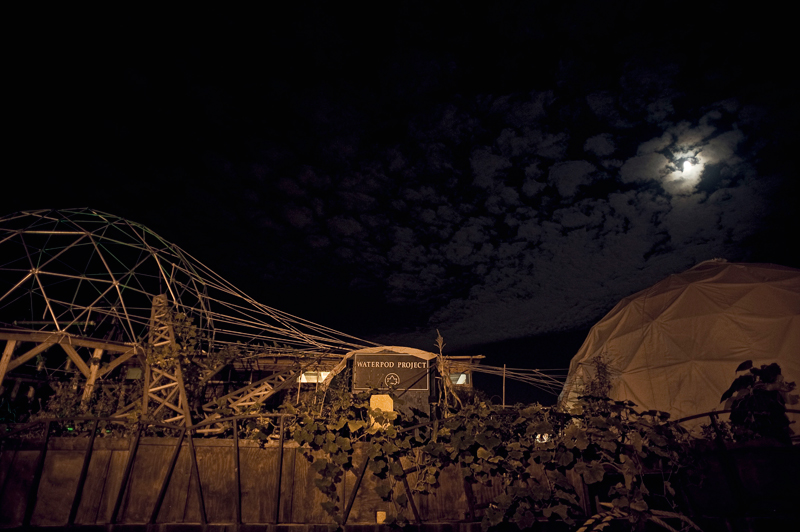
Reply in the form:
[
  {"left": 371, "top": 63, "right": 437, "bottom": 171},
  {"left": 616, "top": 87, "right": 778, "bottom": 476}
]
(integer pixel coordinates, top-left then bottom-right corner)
[{"left": 664, "top": 152, "right": 705, "bottom": 194}]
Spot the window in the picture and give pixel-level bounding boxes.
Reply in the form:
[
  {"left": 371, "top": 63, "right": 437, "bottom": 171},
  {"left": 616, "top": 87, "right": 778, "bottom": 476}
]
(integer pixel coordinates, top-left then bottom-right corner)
[
  {"left": 298, "top": 371, "right": 330, "bottom": 383},
  {"left": 449, "top": 372, "right": 469, "bottom": 385}
]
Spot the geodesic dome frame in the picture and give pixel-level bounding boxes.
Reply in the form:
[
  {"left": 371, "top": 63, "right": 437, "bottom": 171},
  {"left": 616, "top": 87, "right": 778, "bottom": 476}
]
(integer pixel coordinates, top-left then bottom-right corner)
[
  {"left": 0, "top": 209, "right": 375, "bottom": 424},
  {"left": 0, "top": 208, "right": 372, "bottom": 354}
]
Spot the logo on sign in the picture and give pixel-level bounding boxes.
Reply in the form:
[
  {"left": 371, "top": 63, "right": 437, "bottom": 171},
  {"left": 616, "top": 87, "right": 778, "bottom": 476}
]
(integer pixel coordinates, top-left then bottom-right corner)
[{"left": 384, "top": 373, "right": 400, "bottom": 387}]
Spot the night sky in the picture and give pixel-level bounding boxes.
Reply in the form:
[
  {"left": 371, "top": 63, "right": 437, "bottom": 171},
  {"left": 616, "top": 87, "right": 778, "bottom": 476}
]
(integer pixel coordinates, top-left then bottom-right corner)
[{"left": 6, "top": 2, "right": 799, "bottom": 401}]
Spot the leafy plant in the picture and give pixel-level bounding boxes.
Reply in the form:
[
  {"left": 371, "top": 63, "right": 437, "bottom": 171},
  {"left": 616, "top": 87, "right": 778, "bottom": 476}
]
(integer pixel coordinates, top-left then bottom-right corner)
[
  {"left": 288, "top": 370, "right": 697, "bottom": 531},
  {"left": 720, "top": 360, "right": 798, "bottom": 444},
  {"left": 584, "top": 351, "right": 612, "bottom": 399}
]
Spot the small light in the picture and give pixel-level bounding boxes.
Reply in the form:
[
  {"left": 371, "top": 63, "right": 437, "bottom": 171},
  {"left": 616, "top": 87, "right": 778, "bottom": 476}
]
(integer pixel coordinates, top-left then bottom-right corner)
[{"left": 67, "top": 427, "right": 74, "bottom": 431}]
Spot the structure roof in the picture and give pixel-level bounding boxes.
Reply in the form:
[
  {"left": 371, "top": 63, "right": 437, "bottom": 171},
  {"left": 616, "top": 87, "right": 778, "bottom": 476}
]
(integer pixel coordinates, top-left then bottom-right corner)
[{"left": 560, "top": 260, "right": 800, "bottom": 421}]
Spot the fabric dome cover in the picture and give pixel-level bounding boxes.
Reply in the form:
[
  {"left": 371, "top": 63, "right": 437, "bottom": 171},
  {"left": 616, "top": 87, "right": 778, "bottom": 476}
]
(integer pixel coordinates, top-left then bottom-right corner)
[{"left": 559, "top": 260, "right": 800, "bottom": 422}]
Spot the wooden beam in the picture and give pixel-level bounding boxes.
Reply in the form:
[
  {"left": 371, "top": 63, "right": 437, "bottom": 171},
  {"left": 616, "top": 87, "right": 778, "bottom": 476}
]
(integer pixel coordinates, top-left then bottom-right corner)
[
  {"left": 95, "top": 348, "right": 137, "bottom": 378},
  {"left": 0, "top": 329, "right": 136, "bottom": 353},
  {"left": 7, "top": 341, "right": 56, "bottom": 371},
  {"left": 60, "top": 343, "right": 91, "bottom": 378},
  {"left": 0, "top": 340, "right": 17, "bottom": 384},
  {"left": 81, "top": 348, "right": 104, "bottom": 404}
]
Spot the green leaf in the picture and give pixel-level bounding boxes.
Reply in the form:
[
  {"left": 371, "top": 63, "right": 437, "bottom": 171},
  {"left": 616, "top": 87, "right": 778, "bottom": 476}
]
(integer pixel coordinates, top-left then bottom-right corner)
[
  {"left": 347, "top": 420, "right": 365, "bottom": 432},
  {"left": 395, "top": 492, "right": 408, "bottom": 506},
  {"left": 576, "top": 460, "right": 605, "bottom": 484},
  {"left": 556, "top": 449, "right": 574, "bottom": 467},
  {"left": 515, "top": 509, "right": 536, "bottom": 529},
  {"left": 374, "top": 483, "right": 392, "bottom": 500},
  {"left": 389, "top": 461, "right": 404, "bottom": 477},
  {"left": 630, "top": 499, "right": 648, "bottom": 512},
  {"left": 335, "top": 436, "right": 352, "bottom": 451},
  {"left": 310, "top": 458, "right": 329, "bottom": 473}
]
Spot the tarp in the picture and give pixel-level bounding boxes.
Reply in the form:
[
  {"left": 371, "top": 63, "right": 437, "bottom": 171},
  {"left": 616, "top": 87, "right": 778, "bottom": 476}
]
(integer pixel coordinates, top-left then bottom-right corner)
[{"left": 559, "top": 260, "right": 800, "bottom": 424}]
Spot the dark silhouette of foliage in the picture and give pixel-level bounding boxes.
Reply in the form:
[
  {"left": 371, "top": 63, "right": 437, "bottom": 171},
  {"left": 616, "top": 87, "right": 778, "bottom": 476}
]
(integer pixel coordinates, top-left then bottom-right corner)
[{"left": 721, "top": 360, "right": 798, "bottom": 444}]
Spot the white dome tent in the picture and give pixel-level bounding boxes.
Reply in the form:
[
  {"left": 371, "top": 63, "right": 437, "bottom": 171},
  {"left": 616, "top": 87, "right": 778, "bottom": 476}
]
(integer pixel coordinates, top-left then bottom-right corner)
[{"left": 559, "top": 260, "right": 800, "bottom": 425}]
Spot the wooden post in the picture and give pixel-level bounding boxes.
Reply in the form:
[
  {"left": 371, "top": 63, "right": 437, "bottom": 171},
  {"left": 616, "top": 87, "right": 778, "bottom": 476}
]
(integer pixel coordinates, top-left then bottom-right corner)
[
  {"left": 233, "top": 419, "right": 242, "bottom": 527},
  {"left": 23, "top": 420, "right": 51, "bottom": 528},
  {"left": 68, "top": 419, "right": 99, "bottom": 525},
  {"left": 342, "top": 455, "right": 371, "bottom": 524},
  {"left": 0, "top": 340, "right": 17, "bottom": 385},
  {"left": 274, "top": 415, "right": 285, "bottom": 524},
  {"left": 81, "top": 348, "right": 104, "bottom": 406},
  {"left": 463, "top": 475, "right": 477, "bottom": 522},
  {"left": 397, "top": 458, "right": 422, "bottom": 525},
  {"left": 502, "top": 364, "right": 506, "bottom": 408},
  {"left": 187, "top": 431, "right": 207, "bottom": 525},
  {"left": 111, "top": 424, "right": 142, "bottom": 524},
  {"left": 149, "top": 427, "right": 187, "bottom": 524}
]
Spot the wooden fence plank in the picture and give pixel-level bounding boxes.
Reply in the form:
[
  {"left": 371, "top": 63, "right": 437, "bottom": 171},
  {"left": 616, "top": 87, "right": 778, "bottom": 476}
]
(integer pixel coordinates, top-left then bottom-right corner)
[
  {"left": 30, "top": 449, "right": 84, "bottom": 525},
  {"left": 120, "top": 439, "right": 174, "bottom": 522},
  {"left": 239, "top": 445, "right": 280, "bottom": 523},
  {"left": 279, "top": 446, "right": 296, "bottom": 523},
  {"left": 196, "top": 442, "right": 236, "bottom": 523},
  {"left": 0, "top": 446, "right": 17, "bottom": 497},
  {"left": 96, "top": 446, "right": 128, "bottom": 523},
  {"left": 0, "top": 450, "right": 38, "bottom": 527},
  {"left": 289, "top": 449, "right": 340, "bottom": 524},
  {"left": 157, "top": 443, "right": 192, "bottom": 523},
  {"left": 345, "top": 446, "right": 392, "bottom": 524},
  {"left": 75, "top": 448, "right": 112, "bottom": 524}
]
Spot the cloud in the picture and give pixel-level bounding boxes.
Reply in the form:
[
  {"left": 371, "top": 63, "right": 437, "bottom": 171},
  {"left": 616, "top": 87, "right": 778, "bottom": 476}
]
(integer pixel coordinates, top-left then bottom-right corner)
[
  {"left": 284, "top": 206, "right": 315, "bottom": 229},
  {"left": 584, "top": 134, "right": 615, "bottom": 157},
  {"left": 548, "top": 160, "right": 596, "bottom": 197},
  {"left": 699, "top": 129, "right": 744, "bottom": 165},
  {"left": 327, "top": 216, "right": 364, "bottom": 238},
  {"left": 619, "top": 153, "right": 669, "bottom": 183},
  {"left": 471, "top": 147, "right": 512, "bottom": 188},
  {"left": 259, "top": 86, "right": 775, "bottom": 356}
]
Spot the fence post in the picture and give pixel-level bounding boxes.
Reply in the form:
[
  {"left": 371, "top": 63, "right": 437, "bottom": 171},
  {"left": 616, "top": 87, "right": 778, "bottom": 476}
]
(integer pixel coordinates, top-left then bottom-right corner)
[
  {"left": 68, "top": 418, "right": 99, "bottom": 525},
  {"left": 111, "top": 422, "right": 142, "bottom": 524},
  {"left": 149, "top": 427, "right": 187, "bottom": 524},
  {"left": 274, "top": 415, "right": 285, "bottom": 524},
  {"left": 22, "top": 420, "right": 51, "bottom": 528},
  {"left": 234, "top": 418, "right": 242, "bottom": 526}
]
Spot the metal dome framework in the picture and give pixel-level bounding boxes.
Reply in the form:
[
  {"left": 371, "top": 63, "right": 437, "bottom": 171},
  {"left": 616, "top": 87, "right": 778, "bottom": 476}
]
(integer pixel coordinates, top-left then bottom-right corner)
[{"left": 0, "top": 208, "right": 375, "bottom": 426}]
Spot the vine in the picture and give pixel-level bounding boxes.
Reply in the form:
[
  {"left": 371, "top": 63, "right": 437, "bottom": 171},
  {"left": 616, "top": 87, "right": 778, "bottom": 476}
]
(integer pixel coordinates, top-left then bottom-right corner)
[{"left": 286, "top": 373, "right": 699, "bottom": 530}]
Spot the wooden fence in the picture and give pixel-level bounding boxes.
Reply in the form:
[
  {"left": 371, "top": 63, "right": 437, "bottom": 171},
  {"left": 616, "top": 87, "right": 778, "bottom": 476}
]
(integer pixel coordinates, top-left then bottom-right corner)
[{"left": 0, "top": 416, "right": 528, "bottom": 529}]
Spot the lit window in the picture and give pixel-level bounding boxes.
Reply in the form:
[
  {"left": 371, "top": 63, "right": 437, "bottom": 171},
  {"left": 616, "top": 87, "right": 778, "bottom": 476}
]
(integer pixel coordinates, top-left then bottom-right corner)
[
  {"left": 298, "top": 371, "right": 330, "bottom": 383},
  {"left": 449, "top": 373, "right": 469, "bottom": 385}
]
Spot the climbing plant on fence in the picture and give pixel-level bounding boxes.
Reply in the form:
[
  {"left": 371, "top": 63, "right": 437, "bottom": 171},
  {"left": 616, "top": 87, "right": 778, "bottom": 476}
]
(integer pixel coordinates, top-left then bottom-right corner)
[{"left": 283, "top": 376, "right": 699, "bottom": 531}]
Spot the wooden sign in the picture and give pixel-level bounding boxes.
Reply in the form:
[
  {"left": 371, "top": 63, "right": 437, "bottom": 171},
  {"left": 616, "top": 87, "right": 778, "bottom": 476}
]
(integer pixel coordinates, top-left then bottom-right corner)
[{"left": 352, "top": 353, "right": 429, "bottom": 392}]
